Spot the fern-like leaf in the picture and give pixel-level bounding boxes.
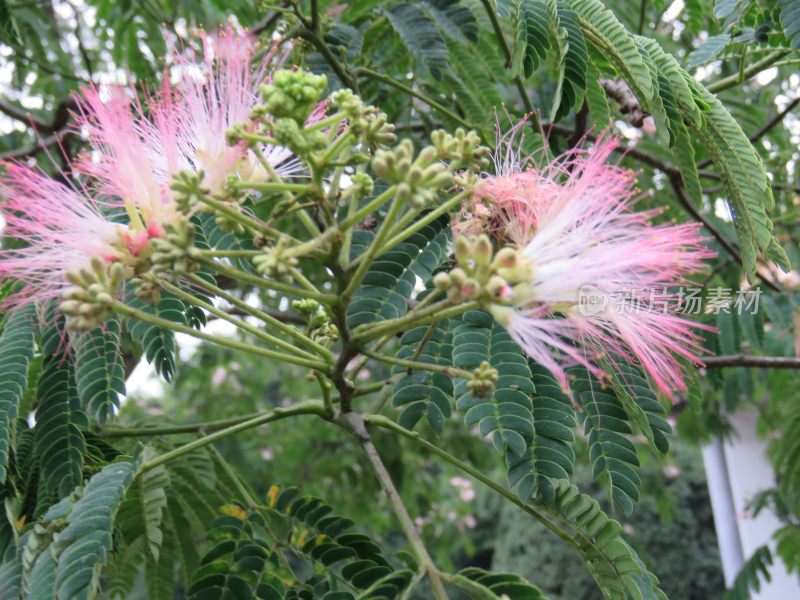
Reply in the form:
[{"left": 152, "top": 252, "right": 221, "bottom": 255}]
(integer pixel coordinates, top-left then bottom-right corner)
[
  {"left": 567, "top": 0, "right": 653, "bottom": 105},
  {"left": 392, "top": 322, "right": 454, "bottom": 434},
  {"left": 126, "top": 291, "right": 187, "bottom": 382},
  {"left": 0, "top": 302, "right": 36, "bottom": 484},
  {"left": 34, "top": 356, "right": 86, "bottom": 499},
  {"left": 541, "top": 479, "right": 668, "bottom": 600},
  {"left": 73, "top": 320, "right": 126, "bottom": 425},
  {"left": 383, "top": 4, "right": 450, "bottom": 77},
  {"left": 453, "top": 312, "right": 574, "bottom": 502},
  {"left": 571, "top": 368, "right": 641, "bottom": 516},
  {"left": 779, "top": 0, "right": 800, "bottom": 49}
]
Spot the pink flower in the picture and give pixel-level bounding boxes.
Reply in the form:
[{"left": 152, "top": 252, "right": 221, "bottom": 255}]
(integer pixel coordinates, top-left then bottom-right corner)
[
  {"left": 477, "top": 130, "right": 714, "bottom": 398},
  {"left": 75, "top": 87, "right": 179, "bottom": 238},
  {"left": 171, "top": 26, "right": 319, "bottom": 186},
  {"left": 0, "top": 162, "right": 122, "bottom": 307}
]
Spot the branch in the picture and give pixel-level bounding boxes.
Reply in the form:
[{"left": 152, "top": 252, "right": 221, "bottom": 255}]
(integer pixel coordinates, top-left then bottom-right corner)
[
  {"left": 705, "top": 50, "right": 790, "bottom": 94},
  {"left": 701, "top": 354, "right": 800, "bottom": 369},
  {"left": 139, "top": 401, "right": 326, "bottom": 472},
  {"left": 0, "top": 98, "right": 48, "bottom": 129},
  {"left": 100, "top": 412, "right": 262, "bottom": 438},
  {"left": 0, "top": 129, "right": 76, "bottom": 160},
  {"left": 335, "top": 412, "right": 450, "bottom": 600}
]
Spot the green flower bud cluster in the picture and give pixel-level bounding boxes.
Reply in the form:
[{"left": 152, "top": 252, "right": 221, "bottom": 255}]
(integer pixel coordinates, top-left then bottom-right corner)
[
  {"left": 331, "top": 89, "right": 396, "bottom": 148},
  {"left": 430, "top": 128, "right": 490, "bottom": 171},
  {"left": 372, "top": 139, "right": 452, "bottom": 209},
  {"left": 60, "top": 257, "right": 128, "bottom": 331},
  {"left": 342, "top": 172, "right": 374, "bottom": 201},
  {"left": 149, "top": 220, "right": 199, "bottom": 277},
  {"left": 253, "top": 237, "right": 298, "bottom": 282},
  {"left": 259, "top": 68, "right": 327, "bottom": 124},
  {"left": 467, "top": 360, "right": 499, "bottom": 398},
  {"left": 171, "top": 170, "right": 209, "bottom": 215},
  {"left": 433, "top": 234, "right": 533, "bottom": 304},
  {"left": 292, "top": 299, "right": 339, "bottom": 346},
  {"left": 272, "top": 117, "right": 327, "bottom": 156}
]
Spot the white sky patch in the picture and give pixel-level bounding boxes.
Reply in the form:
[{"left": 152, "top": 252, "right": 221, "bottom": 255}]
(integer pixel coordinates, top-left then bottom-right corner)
[
  {"left": 756, "top": 68, "right": 779, "bottom": 87},
  {"left": 663, "top": 0, "right": 685, "bottom": 22}
]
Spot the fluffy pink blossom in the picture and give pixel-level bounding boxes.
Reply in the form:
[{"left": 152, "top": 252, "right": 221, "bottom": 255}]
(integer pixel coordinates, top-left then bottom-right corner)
[
  {"left": 75, "top": 87, "right": 178, "bottom": 240},
  {"left": 170, "top": 26, "right": 319, "bottom": 186},
  {"left": 74, "top": 26, "right": 319, "bottom": 243},
  {"left": 0, "top": 163, "right": 122, "bottom": 306},
  {"left": 476, "top": 127, "right": 715, "bottom": 398}
]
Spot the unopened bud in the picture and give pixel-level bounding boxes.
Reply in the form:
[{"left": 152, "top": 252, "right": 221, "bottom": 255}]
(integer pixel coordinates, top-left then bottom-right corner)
[{"left": 433, "top": 272, "right": 451, "bottom": 291}]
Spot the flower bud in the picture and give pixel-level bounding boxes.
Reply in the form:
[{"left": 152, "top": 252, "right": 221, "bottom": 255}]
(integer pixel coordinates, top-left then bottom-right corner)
[{"left": 433, "top": 272, "right": 451, "bottom": 291}]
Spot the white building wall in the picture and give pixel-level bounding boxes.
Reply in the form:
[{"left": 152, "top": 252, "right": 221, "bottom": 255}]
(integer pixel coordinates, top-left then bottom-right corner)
[{"left": 703, "top": 409, "right": 799, "bottom": 598}]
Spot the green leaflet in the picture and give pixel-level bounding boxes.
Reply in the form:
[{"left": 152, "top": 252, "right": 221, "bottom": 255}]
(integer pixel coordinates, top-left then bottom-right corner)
[
  {"left": 540, "top": 479, "right": 668, "bottom": 600},
  {"left": 686, "top": 33, "right": 731, "bottom": 68},
  {"left": 689, "top": 81, "right": 788, "bottom": 273},
  {"left": 383, "top": 4, "right": 450, "bottom": 77},
  {"left": 72, "top": 320, "right": 126, "bottom": 425},
  {"left": 725, "top": 545, "right": 773, "bottom": 600},
  {"left": 779, "top": 0, "right": 800, "bottom": 49},
  {"left": 22, "top": 461, "right": 138, "bottom": 600},
  {"left": 0, "top": 302, "right": 37, "bottom": 485},
  {"left": 584, "top": 58, "right": 611, "bottom": 128},
  {"left": 571, "top": 368, "right": 641, "bottom": 516},
  {"left": 551, "top": 6, "right": 588, "bottom": 121},
  {"left": 347, "top": 216, "right": 449, "bottom": 328},
  {"left": 262, "top": 485, "right": 414, "bottom": 597},
  {"left": 453, "top": 311, "right": 575, "bottom": 503},
  {"left": 450, "top": 566, "right": 549, "bottom": 599},
  {"left": 125, "top": 289, "right": 187, "bottom": 382},
  {"left": 34, "top": 355, "right": 87, "bottom": 500},
  {"left": 420, "top": 0, "right": 479, "bottom": 44},
  {"left": 566, "top": 0, "right": 653, "bottom": 106},
  {"left": 522, "top": 0, "right": 552, "bottom": 77},
  {"left": 392, "top": 322, "right": 454, "bottom": 435},
  {"left": 118, "top": 447, "right": 170, "bottom": 561},
  {"left": 607, "top": 364, "right": 672, "bottom": 456}
]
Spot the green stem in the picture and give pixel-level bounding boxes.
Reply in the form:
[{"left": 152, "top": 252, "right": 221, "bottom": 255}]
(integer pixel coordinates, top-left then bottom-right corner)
[
  {"left": 706, "top": 50, "right": 790, "bottom": 93},
  {"left": 355, "top": 67, "right": 476, "bottom": 132},
  {"left": 200, "top": 249, "right": 262, "bottom": 259},
  {"left": 285, "top": 185, "right": 396, "bottom": 258},
  {"left": 239, "top": 181, "right": 312, "bottom": 194},
  {"left": 358, "top": 193, "right": 466, "bottom": 268},
  {"left": 335, "top": 413, "right": 449, "bottom": 600},
  {"left": 100, "top": 412, "right": 262, "bottom": 438},
  {"left": 206, "top": 444, "right": 258, "bottom": 508},
  {"left": 353, "top": 300, "right": 480, "bottom": 343},
  {"left": 185, "top": 273, "right": 334, "bottom": 363},
  {"left": 364, "top": 415, "right": 578, "bottom": 548},
  {"left": 342, "top": 195, "right": 404, "bottom": 301},
  {"left": 363, "top": 349, "right": 471, "bottom": 379},
  {"left": 112, "top": 300, "right": 329, "bottom": 371},
  {"left": 197, "top": 256, "right": 338, "bottom": 305},
  {"left": 157, "top": 278, "right": 321, "bottom": 364},
  {"left": 139, "top": 401, "right": 326, "bottom": 472}
]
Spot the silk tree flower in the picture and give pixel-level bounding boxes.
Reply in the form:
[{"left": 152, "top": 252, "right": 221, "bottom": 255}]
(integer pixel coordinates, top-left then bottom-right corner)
[
  {"left": 470, "top": 129, "right": 714, "bottom": 398},
  {"left": 0, "top": 162, "right": 125, "bottom": 307},
  {"left": 74, "top": 26, "right": 317, "bottom": 245},
  {"left": 75, "top": 87, "right": 180, "bottom": 243},
  {"left": 172, "top": 26, "right": 322, "bottom": 186}
]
